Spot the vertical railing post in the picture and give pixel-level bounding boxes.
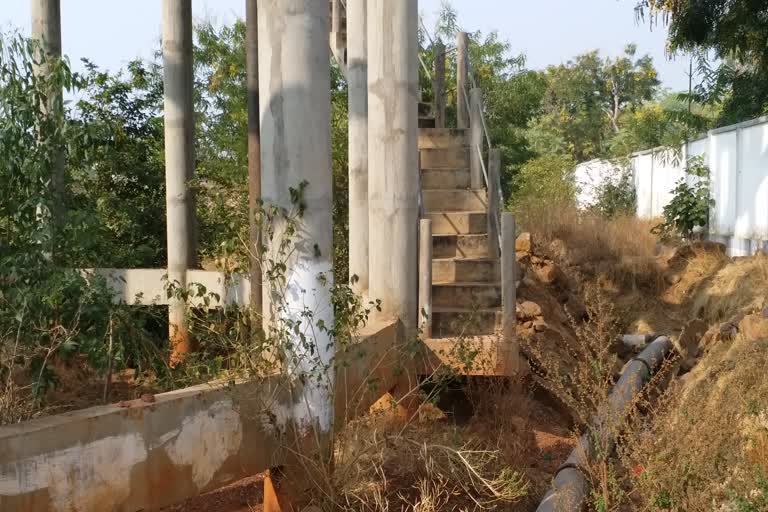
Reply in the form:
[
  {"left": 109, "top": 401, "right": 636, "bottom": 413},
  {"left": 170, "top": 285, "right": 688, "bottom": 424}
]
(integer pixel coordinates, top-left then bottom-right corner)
[
  {"left": 433, "top": 39, "right": 446, "bottom": 129},
  {"left": 419, "top": 219, "right": 433, "bottom": 339},
  {"left": 469, "top": 87, "right": 484, "bottom": 189},
  {"left": 501, "top": 212, "right": 520, "bottom": 376},
  {"left": 456, "top": 31, "right": 469, "bottom": 129},
  {"left": 488, "top": 148, "right": 501, "bottom": 257}
]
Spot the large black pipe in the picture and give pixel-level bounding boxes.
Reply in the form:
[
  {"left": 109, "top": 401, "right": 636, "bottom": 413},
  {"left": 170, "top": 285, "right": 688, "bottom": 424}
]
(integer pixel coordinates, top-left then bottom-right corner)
[{"left": 536, "top": 336, "right": 674, "bottom": 512}]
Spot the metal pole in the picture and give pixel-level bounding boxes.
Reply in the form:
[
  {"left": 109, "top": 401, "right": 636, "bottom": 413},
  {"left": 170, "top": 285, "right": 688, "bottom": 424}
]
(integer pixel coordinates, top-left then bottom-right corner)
[
  {"left": 433, "top": 39, "right": 446, "bottom": 129},
  {"left": 419, "top": 219, "right": 433, "bottom": 339},
  {"left": 246, "top": 0, "right": 262, "bottom": 331},
  {"left": 368, "top": 0, "right": 419, "bottom": 334},
  {"left": 456, "top": 31, "right": 469, "bottom": 129},
  {"left": 469, "top": 87, "right": 484, "bottom": 189},
  {"left": 488, "top": 148, "right": 501, "bottom": 257},
  {"left": 348, "top": 0, "right": 369, "bottom": 294},
  {"left": 501, "top": 212, "right": 519, "bottom": 375},
  {"left": 162, "top": 0, "right": 196, "bottom": 365}
]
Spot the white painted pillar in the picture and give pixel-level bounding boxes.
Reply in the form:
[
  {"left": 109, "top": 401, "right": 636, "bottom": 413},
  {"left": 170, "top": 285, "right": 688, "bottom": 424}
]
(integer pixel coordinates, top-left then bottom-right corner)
[
  {"left": 31, "top": 0, "right": 65, "bottom": 228},
  {"left": 162, "top": 0, "right": 196, "bottom": 364},
  {"left": 258, "top": 0, "right": 334, "bottom": 432},
  {"left": 368, "top": 0, "right": 419, "bottom": 333},
  {"left": 348, "top": 0, "right": 369, "bottom": 294}
]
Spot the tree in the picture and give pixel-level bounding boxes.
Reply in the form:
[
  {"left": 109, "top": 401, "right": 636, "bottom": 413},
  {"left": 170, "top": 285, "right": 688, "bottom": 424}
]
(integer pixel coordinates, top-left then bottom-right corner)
[
  {"left": 529, "top": 46, "right": 660, "bottom": 162},
  {"left": 637, "top": 0, "right": 768, "bottom": 126}
]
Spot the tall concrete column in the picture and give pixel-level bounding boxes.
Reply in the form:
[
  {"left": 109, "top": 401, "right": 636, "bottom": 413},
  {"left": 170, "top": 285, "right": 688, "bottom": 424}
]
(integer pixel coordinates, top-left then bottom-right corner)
[
  {"left": 31, "top": 0, "right": 65, "bottom": 231},
  {"left": 348, "top": 0, "right": 368, "bottom": 294},
  {"left": 258, "top": 0, "right": 334, "bottom": 432},
  {"left": 162, "top": 0, "right": 196, "bottom": 364},
  {"left": 456, "top": 31, "right": 469, "bottom": 129},
  {"left": 368, "top": 0, "right": 419, "bottom": 333},
  {"left": 246, "top": 0, "right": 262, "bottom": 328}
]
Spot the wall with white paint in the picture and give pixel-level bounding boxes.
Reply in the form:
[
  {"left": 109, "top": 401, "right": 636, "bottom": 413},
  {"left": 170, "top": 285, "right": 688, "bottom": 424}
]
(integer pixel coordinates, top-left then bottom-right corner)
[{"left": 573, "top": 116, "right": 768, "bottom": 256}]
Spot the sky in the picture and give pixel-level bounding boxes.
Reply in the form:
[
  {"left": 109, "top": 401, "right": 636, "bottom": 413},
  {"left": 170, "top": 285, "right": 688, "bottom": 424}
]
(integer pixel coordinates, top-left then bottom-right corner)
[{"left": 1, "top": 1, "right": 691, "bottom": 91}]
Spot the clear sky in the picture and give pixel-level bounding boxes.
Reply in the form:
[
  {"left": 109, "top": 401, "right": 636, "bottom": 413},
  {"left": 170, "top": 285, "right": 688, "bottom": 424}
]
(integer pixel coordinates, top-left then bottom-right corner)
[{"left": 1, "top": 1, "right": 690, "bottom": 91}]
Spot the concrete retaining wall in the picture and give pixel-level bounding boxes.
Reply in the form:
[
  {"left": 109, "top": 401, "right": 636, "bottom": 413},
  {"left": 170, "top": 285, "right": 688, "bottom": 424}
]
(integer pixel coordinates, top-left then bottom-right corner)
[{"left": 0, "top": 321, "right": 402, "bottom": 512}]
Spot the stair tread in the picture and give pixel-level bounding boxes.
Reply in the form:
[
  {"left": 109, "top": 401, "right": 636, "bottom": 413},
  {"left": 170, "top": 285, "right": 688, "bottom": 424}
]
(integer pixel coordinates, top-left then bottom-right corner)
[
  {"left": 432, "top": 256, "right": 499, "bottom": 262},
  {"left": 433, "top": 281, "right": 501, "bottom": 287},
  {"left": 432, "top": 233, "right": 487, "bottom": 237},
  {"left": 433, "top": 306, "right": 501, "bottom": 313}
]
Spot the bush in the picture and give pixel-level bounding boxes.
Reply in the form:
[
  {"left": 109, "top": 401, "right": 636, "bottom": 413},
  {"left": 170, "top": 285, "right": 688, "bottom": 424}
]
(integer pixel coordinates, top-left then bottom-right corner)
[
  {"left": 511, "top": 154, "right": 576, "bottom": 208},
  {"left": 652, "top": 156, "right": 713, "bottom": 240},
  {"left": 591, "top": 165, "right": 637, "bottom": 218}
]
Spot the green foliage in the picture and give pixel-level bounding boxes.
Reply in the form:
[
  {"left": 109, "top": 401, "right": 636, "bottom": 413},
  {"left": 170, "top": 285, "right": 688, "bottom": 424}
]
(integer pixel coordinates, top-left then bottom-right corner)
[
  {"left": 529, "top": 45, "right": 660, "bottom": 162},
  {"left": 511, "top": 154, "right": 576, "bottom": 208},
  {"left": 652, "top": 156, "right": 714, "bottom": 239},
  {"left": 591, "top": 165, "right": 637, "bottom": 218},
  {"left": 0, "top": 33, "right": 118, "bottom": 403}
]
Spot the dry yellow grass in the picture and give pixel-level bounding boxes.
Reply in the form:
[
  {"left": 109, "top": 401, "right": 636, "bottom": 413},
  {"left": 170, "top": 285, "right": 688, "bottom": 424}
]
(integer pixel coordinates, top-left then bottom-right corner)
[{"left": 514, "top": 202, "right": 665, "bottom": 294}]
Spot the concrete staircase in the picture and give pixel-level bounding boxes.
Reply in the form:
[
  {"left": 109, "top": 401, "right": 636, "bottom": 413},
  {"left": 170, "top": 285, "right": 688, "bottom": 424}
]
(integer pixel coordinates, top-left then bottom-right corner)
[{"left": 419, "top": 113, "right": 502, "bottom": 339}]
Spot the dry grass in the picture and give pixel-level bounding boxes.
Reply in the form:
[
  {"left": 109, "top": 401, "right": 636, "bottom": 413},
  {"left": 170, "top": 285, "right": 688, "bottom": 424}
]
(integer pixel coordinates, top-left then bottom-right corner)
[
  {"left": 690, "top": 251, "right": 768, "bottom": 324},
  {"left": 622, "top": 320, "right": 768, "bottom": 511},
  {"left": 515, "top": 202, "right": 665, "bottom": 294}
]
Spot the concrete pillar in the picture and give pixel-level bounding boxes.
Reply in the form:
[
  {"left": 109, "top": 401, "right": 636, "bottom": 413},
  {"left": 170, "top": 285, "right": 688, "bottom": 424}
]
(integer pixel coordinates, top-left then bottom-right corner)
[
  {"left": 368, "top": 0, "right": 419, "bottom": 333},
  {"left": 162, "top": 0, "right": 196, "bottom": 364},
  {"left": 501, "top": 212, "right": 520, "bottom": 375},
  {"left": 258, "top": 0, "right": 334, "bottom": 432},
  {"left": 469, "top": 87, "right": 484, "bottom": 189},
  {"left": 418, "top": 219, "right": 433, "bottom": 339},
  {"left": 348, "top": 0, "right": 368, "bottom": 294},
  {"left": 31, "top": 0, "right": 65, "bottom": 230},
  {"left": 246, "top": 0, "right": 262, "bottom": 328},
  {"left": 456, "top": 31, "right": 469, "bottom": 129},
  {"left": 487, "top": 148, "right": 501, "bottom": 257},
  {"left": 433, "top": 39, "right": 446, "bottom": 129}
]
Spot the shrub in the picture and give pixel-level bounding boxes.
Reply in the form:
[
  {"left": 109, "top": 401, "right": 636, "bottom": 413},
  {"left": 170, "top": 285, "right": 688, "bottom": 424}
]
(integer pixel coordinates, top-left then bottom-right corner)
[
  {"left": 591, "top": 165, "right": 637, "bottom": 218},
  {"left": 652, "top": 155, "right": 714, "bottom": 240},
  {"left": 511, "top": 154, "right": 577, "bottom": 208}
]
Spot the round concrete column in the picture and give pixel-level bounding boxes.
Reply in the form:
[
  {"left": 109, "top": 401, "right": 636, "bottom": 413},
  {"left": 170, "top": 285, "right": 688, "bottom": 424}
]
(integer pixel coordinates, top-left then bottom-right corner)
[
  {"left": 348, "top": 0, "right": 369, "bottom": 294},
  {"left": 162, "top": 0, "right": 196, "bottom": 364},
  {"left": 258, "top": 0, "right": 334, "bottom": 432},
  {"left": 367, "top": 0, "right": 419, "bottom": 333}
]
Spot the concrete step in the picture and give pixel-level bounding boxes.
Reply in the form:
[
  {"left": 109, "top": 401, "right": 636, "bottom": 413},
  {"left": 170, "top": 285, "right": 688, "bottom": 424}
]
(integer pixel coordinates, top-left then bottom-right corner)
[
  {"left": 418, "top": 128, "right": 468, "bottom": 149},
  {"left": 420, "top": 147, "right": 469, "bottom": 169},
  {"left": 426, "top": 211, "right": 487, "bottom": 235},
  {"left": 433, "top": 257, "right": 500, "bottom": 283},
  {"left": 431, "top": 307, "right": 501, "bottom": 337},
  {"left": 423, "top": 189, "right": 487, "bottom": 212},
  {"left": 433, "top": 234, "right": 488, "bottom": 258},
  {"left": 421, "top": 168, "right": 470, "bottom": 189},
  {"left": 419, "top": 117, "right": 436, "bottom": 128},
  {"left": 433, "top": 282, "right": 501, "bottom": 309}
]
